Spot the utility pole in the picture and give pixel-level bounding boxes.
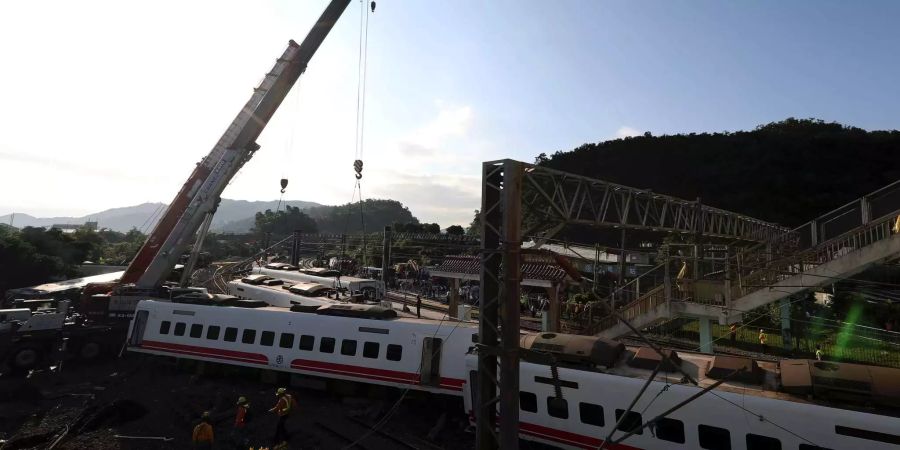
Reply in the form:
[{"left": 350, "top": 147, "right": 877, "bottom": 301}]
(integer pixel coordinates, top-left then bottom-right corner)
[
  {"left": 476, "top": 160, "right": 522, "bottom": 450},
  {"left": 617, "top": 228, "right": 626, "bottom": 306},
  {"left": 340, "top": 233, "right": 347, "bottom": 273},
  {"left": 381, "top": 226, "right": 392, "bottom": 288},
  {"left": 290, "top": 231, "right": 302, "bottom": 267}
]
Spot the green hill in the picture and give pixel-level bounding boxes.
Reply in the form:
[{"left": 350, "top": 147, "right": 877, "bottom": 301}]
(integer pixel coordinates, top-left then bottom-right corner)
[{"left": 540, "top": 118, "right": 900, "bottom": 227}]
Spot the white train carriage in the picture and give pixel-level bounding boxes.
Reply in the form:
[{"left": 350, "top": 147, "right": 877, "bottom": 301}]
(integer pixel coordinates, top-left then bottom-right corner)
[
  {"left": 255, "top": 267, "right": 384, "bottom": 300},
  {"left": 127, "top": 300, "right": 477, "bottom": 395},
  {"left": 462, "top": 348, "right": 900, "bottom": 450},
  {"left": 226, "top": 280, "right": 337, "bottom": 308}
]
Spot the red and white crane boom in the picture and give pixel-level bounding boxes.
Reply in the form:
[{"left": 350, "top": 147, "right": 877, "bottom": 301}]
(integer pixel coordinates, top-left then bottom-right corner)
[{"left": 120, "top": 0, "right": 351, "bottom": 288}]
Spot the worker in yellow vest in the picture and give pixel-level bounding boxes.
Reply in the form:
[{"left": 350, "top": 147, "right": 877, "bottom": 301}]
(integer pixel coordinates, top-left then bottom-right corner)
[
  {"left": 269, "top": 387, "right": 296, "bottom": 448},
  {"left": 192, "top": 411, "right": 214, "bottom": 450},
  {"left": 759, "top": 329, "right": 768, "bottom": 353}
]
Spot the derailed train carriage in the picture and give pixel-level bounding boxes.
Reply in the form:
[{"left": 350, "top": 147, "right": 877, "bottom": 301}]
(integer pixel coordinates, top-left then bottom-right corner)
[{"left": 126, "top": 301, "right": 900, "bottom": 450}]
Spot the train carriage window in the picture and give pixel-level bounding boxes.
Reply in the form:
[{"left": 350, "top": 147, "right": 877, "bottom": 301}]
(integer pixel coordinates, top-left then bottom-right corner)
[
  {"left": 363, "top": 342, "right": 379, "bottom": 359},
  {"left": 279, "top": 333, "right": 294, "bottom": 348},
  {"left": 386, "top": 344, "right": 402, "bottom": 361},
  {"left": 614, "top": 410, "right": 643, "bottom": 435},
  {"left": 224, "top": 327, "right": 238, "bottom": 342},
  {"left": 260, "top": 331, "right": 275, "bottom": 347},
  {"left": 129, "top": 310, "right": 149, "bottom": 346},
  {"left": 834, "top": 426, "right": 900, "bottom": 445},
  {"left": 298, "top": 335, "right": 315, "bottom": 351},
  {"left": 174, "top": 322, "right": 186, "bottom": 336},
  {"left": 746, "top": 433, "right": 781, "bottom": 450},
  {"left": 190, "top": 324, "right": 203, "bottom": 338},
  {"left": 579, "top": 402, "right": 604, "bottom": 426},
  {"left": 159, "top": 321, "right": 171, "bottom": 335},
  {"left": 242, "top": 329, "right": 256, "bottom": 344},
  {"left": 320, "top": 337, "right": 335, "bottom": 353},
  {"left": 547, "top": 397, "right": 569, "bottom": 419},
  {"left": 520, "top": 392, "right": 537, "bottom": 413},
  {"left": 341, "top": 339, "right": 357, "bottom": 356},
  {"left": 206, "top": 326, "right": 220, "bottom": 340},
  {"left": 699, "top": 424, "right": 731, "bottom": 450},
  {"left": 653, "top": 417, "right": 685, "bottom": 444}
]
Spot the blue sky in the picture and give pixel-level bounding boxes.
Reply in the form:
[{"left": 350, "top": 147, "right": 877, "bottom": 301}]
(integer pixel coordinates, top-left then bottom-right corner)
[{"left": 1, "top": 1, "right": 898, "bottom": 226}]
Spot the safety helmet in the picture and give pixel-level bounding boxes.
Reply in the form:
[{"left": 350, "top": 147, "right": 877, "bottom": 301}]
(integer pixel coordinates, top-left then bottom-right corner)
[
  {"left": 202, "top": 411, "right": 210, "bottom": 419},
  {"left": 276, "top": 387, "right": 286, "bottom": 396},
  {"left": 237, "top": 396, "right": 248, "bottom": 405}
]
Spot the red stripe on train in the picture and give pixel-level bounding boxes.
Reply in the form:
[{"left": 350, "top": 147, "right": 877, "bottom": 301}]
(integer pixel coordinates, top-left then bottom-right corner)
[
  {"left": 136, "top": 341, "right": 464, "bottom": 392},
  {"left": 141, "top": 340, "right": 268, "bottom": 365},
  {"left": 290, "top": 357, "right": 464, "bottom": 391}
]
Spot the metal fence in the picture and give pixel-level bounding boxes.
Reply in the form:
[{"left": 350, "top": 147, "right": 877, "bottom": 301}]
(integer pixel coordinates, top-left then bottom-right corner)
[{"left": 638, "top": 317, "right": 900, "bottom": 368}]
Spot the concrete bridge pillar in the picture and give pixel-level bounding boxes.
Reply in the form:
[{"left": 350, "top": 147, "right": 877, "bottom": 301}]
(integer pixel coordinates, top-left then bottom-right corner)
[
  {"left": 698, "top": 317, "right": 714, "bottom": 354},
  {"left": 545, "top": 283, "right": 560, "bottom": 332}
]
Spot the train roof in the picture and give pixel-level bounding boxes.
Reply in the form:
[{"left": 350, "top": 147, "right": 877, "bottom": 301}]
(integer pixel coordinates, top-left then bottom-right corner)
[
  {"left": 5, "top": 271, "right": 123, "bottom": 299},
  {"left": 538, "top": 342, "right": 900, "bottom": 418},
  {"left": 254, "top": 267, "right": 381, "bottom": 284},
  {"left": 136, "top": 299, "right": 479, "bottom": 330}
]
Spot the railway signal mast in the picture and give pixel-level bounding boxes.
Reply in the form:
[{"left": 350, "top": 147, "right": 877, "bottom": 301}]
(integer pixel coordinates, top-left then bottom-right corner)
[{"left": 86, "top": 0, "right": 352, "bottom": 318}]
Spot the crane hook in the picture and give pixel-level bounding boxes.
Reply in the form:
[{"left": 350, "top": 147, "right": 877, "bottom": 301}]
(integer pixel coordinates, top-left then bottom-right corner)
[
  {"left": 280, "top": 178, "right": 288, "bottom": 194},
  {"left": 353, "top": 159, "right": 363, "bottom": 180},
  {"left": 370, "top": 1, "right": 376, "bottom": 13}
]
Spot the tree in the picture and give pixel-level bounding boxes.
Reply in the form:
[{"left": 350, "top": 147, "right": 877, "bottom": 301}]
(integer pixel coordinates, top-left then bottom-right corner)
[
  {"left": 253, "top": 206, "right": 318, "bottom": 236},
  {"left": 542, "top": 118, "right": 900, "bottom": 227},
  {"left": 0, "top": 227, "right": 65, "bottom": 293},
  {"left": 307, "top": 199, "right": 417, "bottom": 234},
  {"left": 101, "top": 228, "right": 147, "bottom": 265},
  {"left": 446, "top": 225, "right": 465, "bottom": 236},
  {"left": 393, "top": 222, "right": 440, "bottom": 233},
  {"left": 466, "top": 210, "right": 481, "bottom": 237}
]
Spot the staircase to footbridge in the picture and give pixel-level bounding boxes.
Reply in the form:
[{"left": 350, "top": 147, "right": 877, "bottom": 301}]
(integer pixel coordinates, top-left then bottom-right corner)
[{"left": 587, "top": 180, "right": 900, "bottom": 346}]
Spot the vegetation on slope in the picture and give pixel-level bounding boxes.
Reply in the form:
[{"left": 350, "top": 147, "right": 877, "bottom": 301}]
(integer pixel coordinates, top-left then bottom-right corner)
[{"left": 540, "top": 118, "right": 900, "bottom": 226}]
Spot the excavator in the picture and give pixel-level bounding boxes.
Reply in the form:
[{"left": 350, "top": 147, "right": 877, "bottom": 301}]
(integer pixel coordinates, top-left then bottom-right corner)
[{"left": 1, "top": 0, "right": 353, "bottom": 371}]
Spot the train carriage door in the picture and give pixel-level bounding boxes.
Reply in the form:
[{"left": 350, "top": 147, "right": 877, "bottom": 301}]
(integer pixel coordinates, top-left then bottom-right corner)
[
  {"left": 419, "top": 337, "right": 443, "bottom": 386},
  {"left": 129, "top": 310, "right": 149, "bottom": 347}
]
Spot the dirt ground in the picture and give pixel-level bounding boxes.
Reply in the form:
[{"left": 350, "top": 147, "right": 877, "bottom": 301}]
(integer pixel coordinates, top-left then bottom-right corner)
[{"left": 0, "top": 354, "right": 474, "bottom": 449}]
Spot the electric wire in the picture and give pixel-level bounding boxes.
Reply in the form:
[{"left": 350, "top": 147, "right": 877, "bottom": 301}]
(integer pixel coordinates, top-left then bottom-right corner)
[{"left": 342, "top": 305, "right": 468, "bottom": 449}]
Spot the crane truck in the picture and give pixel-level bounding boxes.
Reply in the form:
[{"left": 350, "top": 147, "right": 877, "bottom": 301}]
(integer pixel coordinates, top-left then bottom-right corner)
[{"left": 0, "top": 0, "right": 352, "bottom": 372}]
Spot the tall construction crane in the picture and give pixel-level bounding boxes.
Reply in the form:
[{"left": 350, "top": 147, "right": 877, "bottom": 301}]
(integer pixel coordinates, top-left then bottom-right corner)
[{"left": 84, "top": 0, "right": 352, "bottom": 319}]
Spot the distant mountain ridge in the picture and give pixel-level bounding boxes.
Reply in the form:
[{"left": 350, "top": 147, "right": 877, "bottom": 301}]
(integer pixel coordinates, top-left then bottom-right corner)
[{"left": 1, "top": 199, "right": 323, "bottom": 233}]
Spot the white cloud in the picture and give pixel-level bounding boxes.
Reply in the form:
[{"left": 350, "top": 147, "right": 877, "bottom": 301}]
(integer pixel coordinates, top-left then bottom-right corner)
[
  {"left": 615, "top": 126, "right": 642, "bottom": 139},
  {"left": 368, "top": 171, "right": 480, "bottom": 227},
  {"left": 396, "top": 104, "right": 473, "bottom": 158}
]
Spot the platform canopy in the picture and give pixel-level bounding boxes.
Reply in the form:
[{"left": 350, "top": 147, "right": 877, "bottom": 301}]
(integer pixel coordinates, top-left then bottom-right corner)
[{"left": 430, "top": 255, "right": 576, "bottom": 288}]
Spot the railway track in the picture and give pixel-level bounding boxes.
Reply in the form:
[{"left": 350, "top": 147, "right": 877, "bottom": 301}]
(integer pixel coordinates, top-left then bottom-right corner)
[
  {"left": 314, "top": 415, "right": 423, "bottom": 450},
  {"left": 385, "top": 291, "right": 543, "bottom": 331}
]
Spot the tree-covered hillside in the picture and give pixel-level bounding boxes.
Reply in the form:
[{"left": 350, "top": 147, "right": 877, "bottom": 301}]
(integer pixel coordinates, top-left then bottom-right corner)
[
  {"left": 541, "top": 118, "right": 900, "bottom": 226},
  {"left": 306, "top": 199, "right": 418, "bottom": 234}
]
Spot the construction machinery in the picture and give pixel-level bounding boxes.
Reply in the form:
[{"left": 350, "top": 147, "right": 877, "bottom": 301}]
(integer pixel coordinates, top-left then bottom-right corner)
[
  {"left": 1, "top": 0, "right": 352, "bottom": 371},
  {"left": 82, "top": 0, "right": 352, "bottom": 323}
]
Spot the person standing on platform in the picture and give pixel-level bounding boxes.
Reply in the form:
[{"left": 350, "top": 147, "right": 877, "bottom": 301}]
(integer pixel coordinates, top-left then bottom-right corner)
[
  {"left": 730, "top": 323, "right": 737, "bottom": 345},
  {"left": 759, "top": 329, "right": 768, "bottom": 353},
  {"left": 416, "top": 294, "right": 422, "bottom": 318}
]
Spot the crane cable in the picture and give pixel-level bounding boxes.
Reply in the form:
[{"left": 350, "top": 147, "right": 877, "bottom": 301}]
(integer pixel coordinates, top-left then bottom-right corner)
[{"left": 350, "top": 0, "right": 373, "bottom": 266}]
